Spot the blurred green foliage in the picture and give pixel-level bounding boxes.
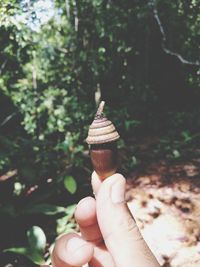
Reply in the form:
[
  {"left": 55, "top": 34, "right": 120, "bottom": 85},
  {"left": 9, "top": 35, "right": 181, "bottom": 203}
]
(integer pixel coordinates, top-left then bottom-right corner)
[
  {"left": 4, "top": 226, "right": 46, "bottom": 264},
  {"left": 0, "top": 0, "right": 200, "bottom": 265}
]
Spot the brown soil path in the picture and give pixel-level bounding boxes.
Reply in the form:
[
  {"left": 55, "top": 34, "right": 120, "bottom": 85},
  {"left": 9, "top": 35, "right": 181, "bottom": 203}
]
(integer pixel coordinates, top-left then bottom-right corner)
[{"left": 126, "top": 159, "right": 200, "bottom": 267}]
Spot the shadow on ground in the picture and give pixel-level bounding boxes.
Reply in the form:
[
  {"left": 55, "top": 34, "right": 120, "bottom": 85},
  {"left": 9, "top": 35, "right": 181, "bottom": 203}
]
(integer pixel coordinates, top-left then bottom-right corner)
[{"left": 126, "top": 156, "right": 200, "bottom": 267}]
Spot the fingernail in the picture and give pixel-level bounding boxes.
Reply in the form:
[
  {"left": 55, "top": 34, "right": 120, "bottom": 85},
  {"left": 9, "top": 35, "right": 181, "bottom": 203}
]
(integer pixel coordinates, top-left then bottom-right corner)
[
  {"left": 66, "top": 237, "right": 87, "bottom": 253},
  {"left": 111, "top": 179, "right": 125, "bottom": 204},
  {"left": 78, "top": 197, "right": 88, "bottom": 205}
]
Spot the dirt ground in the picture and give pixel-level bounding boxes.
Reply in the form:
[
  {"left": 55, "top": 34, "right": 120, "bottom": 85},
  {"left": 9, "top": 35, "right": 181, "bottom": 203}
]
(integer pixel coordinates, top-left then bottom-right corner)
[
  {"left": 1, "top": 137, "right": 200, "bottom": 267},
  {"left": 126, "top": 157, "right": 200, "bottom": 267}
]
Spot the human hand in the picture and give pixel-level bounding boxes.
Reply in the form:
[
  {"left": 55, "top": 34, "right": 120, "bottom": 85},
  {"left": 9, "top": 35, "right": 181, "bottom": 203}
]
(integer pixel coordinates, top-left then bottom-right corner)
[{"left": 47, "top": 173, "right": 161, "bottom": 267}]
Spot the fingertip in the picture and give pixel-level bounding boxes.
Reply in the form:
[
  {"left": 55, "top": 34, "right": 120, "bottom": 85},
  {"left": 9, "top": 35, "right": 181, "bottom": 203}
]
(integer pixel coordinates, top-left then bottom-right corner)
[
  {"left": 75, "top": 196, "right": 103, "bottom": 244},
  {"left": 52, "top": 233, "right": 94, "bottom": 267},
  {"left": 91, "top": 171, "right": 98, "bottom": 179},
  {"left": 75, "top": 196, "right": 97, "bottom": 227},
  {"left": 91, "top": 171, "right": 125, "bottom": 194}
]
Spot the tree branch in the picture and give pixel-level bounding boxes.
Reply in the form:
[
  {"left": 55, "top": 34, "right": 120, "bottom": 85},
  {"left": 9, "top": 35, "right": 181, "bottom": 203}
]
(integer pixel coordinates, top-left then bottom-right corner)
[
  {"left": 150, "top": 1, "right": 200, "bottom": 67},
  {"left": 32, "top": 51, "right": 37, "bottom": 90},
  {"left": 74, "top": 0, "right": 79, "bottom": 32},
  {"left": 0, "top": 112, "right": 16, "bottom": 128},
  {"left": 65, "top": 0, "right": 70, "bottom": 18},
  {"left": 0, "top": 60, "right": 8, "bottom": 75}
]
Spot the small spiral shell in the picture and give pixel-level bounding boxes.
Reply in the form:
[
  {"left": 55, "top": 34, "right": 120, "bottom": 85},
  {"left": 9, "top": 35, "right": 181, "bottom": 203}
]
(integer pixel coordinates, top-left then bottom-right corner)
[{"left": 86, "top": 101, "right": 120, "bottom": 145}]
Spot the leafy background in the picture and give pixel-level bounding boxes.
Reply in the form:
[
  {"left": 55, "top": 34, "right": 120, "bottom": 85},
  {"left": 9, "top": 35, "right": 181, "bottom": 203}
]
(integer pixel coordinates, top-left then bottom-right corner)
[{"left": 0, "top": 0, "right": 200, "bottom": 266}]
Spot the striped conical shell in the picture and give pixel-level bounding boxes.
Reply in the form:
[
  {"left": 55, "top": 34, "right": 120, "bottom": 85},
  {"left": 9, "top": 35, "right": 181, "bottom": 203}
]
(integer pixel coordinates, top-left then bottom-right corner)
[{"left": 86, "top": 102, "right": 120, "bottom": 145}]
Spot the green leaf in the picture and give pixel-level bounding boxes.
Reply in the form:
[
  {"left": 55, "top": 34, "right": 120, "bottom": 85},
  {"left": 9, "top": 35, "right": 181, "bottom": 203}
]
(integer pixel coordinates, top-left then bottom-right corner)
[
  {"left": 27, "top": 226, "right": 46, "bottom": 253},
  {"left": 27, "top": 251, "right": 45, "bottom": 265},
  {"left": 4, "top": 227, "right": 46, "bottom": 265},
  {"left": 63, "top": 176, "right": 77, "bottom": 194},
  {"left": 56, "top": 205, "right": 76, "bottom": 235},
  {"left": 4, "top": 247, "right": 45, "bottom": 265},
  {"left": 66, "top": 204, "right": 76, "bottom": 215},
  {"left": 172, "top": 149, "right": 181, "bottom": 158},
  {"left": 4, "top": 247, "right": 28, "bottom": 256},
  {"left": 23, "top": 204, "right": 66, "bottom": 215},
  {"left": 181, "top": 131, "right": 192, "bottom": 142}
]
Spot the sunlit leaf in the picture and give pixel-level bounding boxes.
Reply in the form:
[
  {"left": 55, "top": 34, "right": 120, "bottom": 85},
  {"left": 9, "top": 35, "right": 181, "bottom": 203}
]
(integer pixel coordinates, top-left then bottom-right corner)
[
  {"left": 4, "top": 247, "right": 45, "bottom": 265},
  {"left": 4, "top": 247, "right": 28, "bottom": 255},
  {"left": 23, "top": 204, "right": 66, "bottom": 215},
  {"left": 66, "top": 204, "right": 76, "bottom": 215},
  {"left": 64, "top": 176, "right": 77, "bottom": 194},
  {"left": 27, "top": 226, "right": 46, "bottom": 253},
  {"left": 172, "top": 149, "right": 181, "bottom": 158}
]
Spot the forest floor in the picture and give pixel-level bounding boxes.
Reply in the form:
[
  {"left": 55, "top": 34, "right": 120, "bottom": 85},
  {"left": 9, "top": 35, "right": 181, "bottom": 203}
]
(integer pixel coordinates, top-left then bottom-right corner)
[
  {"left": 126, "top": 139, "right": 200, "bottom": 267},
  {"left": 1, "top": 137, "right": 200, "bottom": 267}
]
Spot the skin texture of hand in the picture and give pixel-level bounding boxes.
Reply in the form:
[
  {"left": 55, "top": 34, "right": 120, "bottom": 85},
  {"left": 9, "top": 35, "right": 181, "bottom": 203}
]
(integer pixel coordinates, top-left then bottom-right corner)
[{"left": 44, "top": 173, "right": 161, "bottom": 267}]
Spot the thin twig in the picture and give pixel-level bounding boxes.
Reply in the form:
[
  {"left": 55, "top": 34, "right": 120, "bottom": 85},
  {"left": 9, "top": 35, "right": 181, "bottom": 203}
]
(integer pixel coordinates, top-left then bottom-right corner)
[
  {"left": 65, "top": 0, "right": 70, "bottom": 18},
  {"left": 0, "top": 112, "right": 16, "bottom": 128},
  {"left": 150, "top": 0, "right": 200, "bottom": 66},
  {"left": 0, "top": 60, "right": 8, "bottom": 75},
  {"left": 74, "top": 0, "right": 79, "bottom": 32},
  {"left": 55, "top": 47, "right": 68, "bottom": 54},
  {"left": 32, "top": 51, "right": 37, "bottom": 90}
]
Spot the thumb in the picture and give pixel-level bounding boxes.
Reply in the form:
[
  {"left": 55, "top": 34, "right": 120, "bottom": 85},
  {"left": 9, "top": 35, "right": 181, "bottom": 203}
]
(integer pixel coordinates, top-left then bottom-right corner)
[{"left": 96, "top": 174, "right": 160, "bottom": 267}]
